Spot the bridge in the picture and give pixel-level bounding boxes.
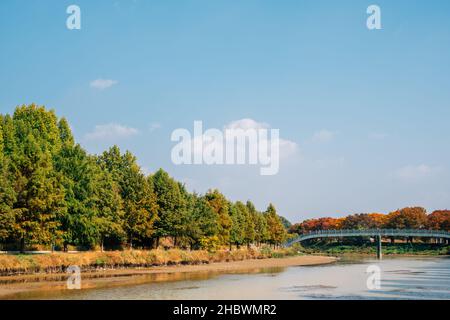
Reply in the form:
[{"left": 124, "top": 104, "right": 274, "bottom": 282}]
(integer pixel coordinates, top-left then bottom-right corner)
[{"left": 285, "top": 229, "right": 450, "bottom": 259}]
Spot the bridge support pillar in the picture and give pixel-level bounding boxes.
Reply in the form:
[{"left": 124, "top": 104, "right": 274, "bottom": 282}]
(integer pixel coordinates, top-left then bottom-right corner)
[{"left": 376, "top": 235, "right": 382, "bottom": 260}]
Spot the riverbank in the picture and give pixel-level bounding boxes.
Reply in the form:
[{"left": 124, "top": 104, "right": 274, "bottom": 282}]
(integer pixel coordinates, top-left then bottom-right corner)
[
  {"left": 0, "top": 247, "right": 305, "bottom": 276},
  {"left": 0, "top": 255, "right": 336, "bottom": 299}
]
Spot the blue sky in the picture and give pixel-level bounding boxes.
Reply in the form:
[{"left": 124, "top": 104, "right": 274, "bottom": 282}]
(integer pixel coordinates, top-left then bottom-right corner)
[{"left": 1, "top": 0, "right": 450, "bottom": 222}]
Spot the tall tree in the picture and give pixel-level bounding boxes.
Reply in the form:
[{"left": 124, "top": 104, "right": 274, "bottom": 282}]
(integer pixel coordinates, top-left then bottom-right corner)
[
  {"left": 151, "top": 168, "right": 186, "bottom": 247},
  {"left": 184, "top": 193, "right": 219, "bottom": 249},
  {"left": 99, "top": 146, "right": 158, "bottom": 248},
  {"left": 264, "top": 204, "right": 286, "bottom": 247},
  {"left": 3, "top": 106, "right": 67, "bottom": 251},
  {"left": 205, "top": 189, "right": 232, "bottom": 246},
  {"left": 229, "top": 202, "right": 246, "bottom": 248},
  {"left": 427, "top": 210, "right": 450, "bottom": 231},
  {"left": 384, "top": 207, "right": 428, "bottom": 229},
  {"left": 0, "top": 118, "right": 16, "bottom": 243},
  {"left": 247, "top": 201, "right": 268, "bottom": 246}
]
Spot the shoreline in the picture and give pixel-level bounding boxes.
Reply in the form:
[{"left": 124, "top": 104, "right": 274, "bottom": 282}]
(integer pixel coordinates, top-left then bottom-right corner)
[{"left": 0, "top": 255, "right": 336, "bottom": 299}]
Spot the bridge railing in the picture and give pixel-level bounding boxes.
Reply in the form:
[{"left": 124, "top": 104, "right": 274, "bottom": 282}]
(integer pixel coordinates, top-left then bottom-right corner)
[
  {"left": 285, "top": 228, "right": 450, "bottom": 246},
  {"left": 298, "top": 229, "right": 450, "bottom": 236}
]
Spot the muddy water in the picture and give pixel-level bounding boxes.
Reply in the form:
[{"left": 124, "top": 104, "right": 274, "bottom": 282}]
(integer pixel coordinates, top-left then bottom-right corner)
[{"left": 3, "top": 256, "right": 450, "bottom": 300}]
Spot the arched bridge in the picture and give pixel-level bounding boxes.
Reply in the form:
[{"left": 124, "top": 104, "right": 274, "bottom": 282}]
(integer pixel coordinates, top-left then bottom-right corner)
[{"left": 285, "top": 229, "right": 450, "bottom": 259}]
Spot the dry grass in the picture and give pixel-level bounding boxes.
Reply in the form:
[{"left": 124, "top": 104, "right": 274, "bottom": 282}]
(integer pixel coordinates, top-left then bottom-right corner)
[{"left": 0, "top": 247, "right": 298, "bottom": 276}]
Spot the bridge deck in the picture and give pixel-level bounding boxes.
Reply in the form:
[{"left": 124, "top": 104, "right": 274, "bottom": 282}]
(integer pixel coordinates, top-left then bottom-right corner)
[{"left": 286, "top": 229, "right": 450, "bottom": 247}]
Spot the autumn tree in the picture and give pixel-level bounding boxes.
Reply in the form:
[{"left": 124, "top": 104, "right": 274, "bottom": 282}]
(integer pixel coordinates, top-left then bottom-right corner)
[
  {"left": 384, "top": 207, "right": 428, "bottom": 229},
  {"left": 427, "top": 210, "right": 450, "bottom": 231},
  {"left": 205, "top": 189, "right": 232, "bottom": 246},
  {"left": 264, "top": 204, "right": 286, "bottom": 247},
  {"left": 342, "top": 213, "right": 380, "bottom": 230},
  {"left": 247, "top": 201, "right": 268, "bottom": 246}
]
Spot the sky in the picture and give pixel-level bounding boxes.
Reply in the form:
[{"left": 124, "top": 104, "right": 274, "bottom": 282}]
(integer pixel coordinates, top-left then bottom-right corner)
[{"left": 1, "top": 0, "right": 450, "bottom": 223}]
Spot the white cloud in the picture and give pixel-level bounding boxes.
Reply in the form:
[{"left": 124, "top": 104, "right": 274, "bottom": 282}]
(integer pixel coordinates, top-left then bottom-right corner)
[
  {"left": 174, "top": 119, "right": 299, "bottom": 163},
  {"left": 224, "top": 119, "right": 297, "bottom": 158},
  {"left": 395, "top": 164, "right": 442, "bottom": 181},
  {"left": 149, "top": 122, "right": 162, "bottom": 132},
  {"left": 90, "top": 78, "right": 118, "bottom": 90},
  {"left": 85, "top": 123, "right": 138, "bottom": 140},
  {"left": 224, "top": 118, "right": 269, "bottom": 131},
  {"left": 312, "top": 129, "right": 335, "bottom": 143}
]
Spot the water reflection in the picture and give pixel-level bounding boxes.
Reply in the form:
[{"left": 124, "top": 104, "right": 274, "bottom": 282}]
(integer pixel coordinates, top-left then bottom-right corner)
[{"left": 3, "top": 256, "right": 450, "bottom": 300}]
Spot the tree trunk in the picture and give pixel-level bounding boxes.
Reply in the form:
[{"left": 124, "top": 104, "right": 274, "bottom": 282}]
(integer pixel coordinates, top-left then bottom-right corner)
[
  {"left": 20, "top": 237, "right": 25, "bottom": 253},
  {"left": 101, "top": 239, "right": 104, "bottom": 252}
]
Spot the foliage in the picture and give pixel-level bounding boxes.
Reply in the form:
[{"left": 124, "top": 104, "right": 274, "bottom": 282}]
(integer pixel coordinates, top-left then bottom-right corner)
[
  {"left": 0, "top": 105, "right": 288, "bottom": 251},
  {"left": 0, "top": 246, "right": 298, "bottom": 275}
]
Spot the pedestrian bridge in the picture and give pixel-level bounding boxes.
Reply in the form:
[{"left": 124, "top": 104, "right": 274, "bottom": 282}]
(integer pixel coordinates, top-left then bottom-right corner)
[{"left": 285, "top": 229, "right": 450, "bottom": 259}]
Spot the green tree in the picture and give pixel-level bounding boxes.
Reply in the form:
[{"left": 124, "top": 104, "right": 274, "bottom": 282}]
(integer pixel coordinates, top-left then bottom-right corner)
[
  {"left": 237, "top": 201, "right": 255, "bottom": 247},
  {"left": 264, "top": 203, "right": 286, "bottom": 247},
  {"left": 99, "top": 146, "right": 158, "bottom": 249},
  {"left": 6, "top": 105, "right": 66, "bottom": 251},
  {"left": 205, "top": 189, "right": 232, "bottom": 246},
  {"left": 229, "top": 202, "right": 246, "bottom": 248},
  {"left": 184, "top": 193, "right": 219, "bottom": 249},
  {"left": 247, "top": 201, "right": 268, "bottom": 246},
  {"left": 151, "top": 169, "right": 186, "bottom": 247},
  {"left": 0, "top": 118, "right": 16, "bottom": 243}
]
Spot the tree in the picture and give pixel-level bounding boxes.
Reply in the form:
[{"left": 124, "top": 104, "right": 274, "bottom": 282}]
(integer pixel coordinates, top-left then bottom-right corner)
[
  {"left": 384, "top": 207, "right": 428, "bottom": 229},
  {"left": 183, "top": 193, "right": 219, "bottom": 249},
  {"left": 264, "top": 204, "right": 286, "bottom": 247},
  {"left": 205, "top": 189, "right": 232, "bottom": 246},
  {"left": 99, "top": 147, "right": 158, "bottom": 248},
  {"left": 247, "top": 201, "right": 268, "bottom": 246},
  {"left": 0, "top": 118, "right": 16, "bottom": 243},
  {"left": 427, "top": 210, "right": 450, "bottom": 231},
  {"left": 6, "top": 105, "right": 66, "bottom": 251},
  {"left": 229, "top": 202, "right": 246, "bottom": 248},
  {"left": 289, "top": 217, "right": 342, "bottom": 234},
  {"left": 279, "top": 216, "right": 292, "bottom": 230},
  {"left": 342, "top": 213, "right": 380, "bottom": 230},
  {"left": 241, "top": 202, "right": 255, "bottom": 247},
  {"left": 151, "top": 168, "right": 186, "bottom": 247},
  {"left": 55, "top": 141, "right": 125, "bottom": 250}
]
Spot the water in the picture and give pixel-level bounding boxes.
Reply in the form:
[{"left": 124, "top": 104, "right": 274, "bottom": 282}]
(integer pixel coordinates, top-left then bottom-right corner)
[{"left": 5, "top": 256, "right": 450, "bottom": 300}]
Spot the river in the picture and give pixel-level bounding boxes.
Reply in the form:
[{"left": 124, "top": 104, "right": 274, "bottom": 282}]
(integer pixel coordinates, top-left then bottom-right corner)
[{"left": 4, "top": 256, "right": 450, "bottom": 300}]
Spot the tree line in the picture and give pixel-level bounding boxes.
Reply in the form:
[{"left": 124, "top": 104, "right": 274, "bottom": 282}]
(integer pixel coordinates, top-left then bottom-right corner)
[
  {"left": 0, "top": 105, "right": 288, "bottom": 252},
  {"left": 289, "top": 207, "right": 450, "bottom": 235}
]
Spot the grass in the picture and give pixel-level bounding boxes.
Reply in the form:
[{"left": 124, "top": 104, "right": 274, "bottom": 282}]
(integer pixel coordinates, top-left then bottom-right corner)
[{"left": 0, "top": 246, "right": 299, "bottom": 276}]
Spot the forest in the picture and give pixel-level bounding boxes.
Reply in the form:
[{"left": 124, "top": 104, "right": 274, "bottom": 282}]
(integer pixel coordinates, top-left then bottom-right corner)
[
  {"left": 289, "top": 208, "right": 450, "bottom": 234},
  {"left": 0, "top": 105, "right": 287, "bottom": 252},
  {"left": 1, "top": 105, "right": 448, "bottom": 254}
]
